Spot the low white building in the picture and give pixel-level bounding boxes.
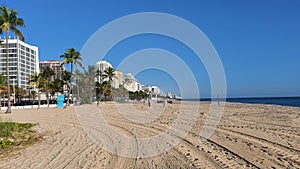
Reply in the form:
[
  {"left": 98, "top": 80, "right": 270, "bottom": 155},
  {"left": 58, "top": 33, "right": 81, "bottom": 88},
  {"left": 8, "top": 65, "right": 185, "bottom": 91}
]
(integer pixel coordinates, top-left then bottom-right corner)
[
  {"left": 124, "top": 73, "right": 139, "bottom": 92},
  {"left": 151, "top": 86, "right": 160, "bottom": 95},
  {"left": 141, "top": 85, "right": 151, "bottom": 93}
]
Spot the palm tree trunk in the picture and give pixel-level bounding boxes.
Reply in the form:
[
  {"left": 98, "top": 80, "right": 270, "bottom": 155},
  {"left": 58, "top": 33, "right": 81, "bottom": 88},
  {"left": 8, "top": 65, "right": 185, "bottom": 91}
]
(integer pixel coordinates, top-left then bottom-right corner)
[
  {"left": 0, "top": 93, "right": 2, "bottom": 111},
  {"left": 33, "top": 93, "right": 36, "bottom": 107},
  {"left": 45, "top": 83, "right": 50, "bottom": 107},
  {"left": 64, "top": 86, "right": 71, "bottom": 108},
  {"left": 46, "top": 90, "right": 49, "bottom": 107},
  {"left": 70, "top": 62, "right": 73, "bottom": 105},
  {"left": 77, "top": 77, "right": 80, "bottom": 99},
  {"left": 29, "top": 90, "right": 31, "bottom": 103},
  {"left": 3, "top": 93, "right": 5, "bottom": 109},
  {"left": 5, "top": 31, "right": 11, "bottom": 114},
  {"left": 65, "top": 62, "right": 73, "bottom": 108},
  {"left": 38, "top": 91, "right": 41, "bottom": 109}
]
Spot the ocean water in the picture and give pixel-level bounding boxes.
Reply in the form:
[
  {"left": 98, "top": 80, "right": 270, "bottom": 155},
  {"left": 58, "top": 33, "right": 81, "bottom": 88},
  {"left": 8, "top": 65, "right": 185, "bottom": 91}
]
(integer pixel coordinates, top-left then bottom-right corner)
[
  {"left": 225, "top": 97, "right": 300, "bottom": 108},
  {"left": 182, "top": 97, "right": 300, "bottom": 108}
]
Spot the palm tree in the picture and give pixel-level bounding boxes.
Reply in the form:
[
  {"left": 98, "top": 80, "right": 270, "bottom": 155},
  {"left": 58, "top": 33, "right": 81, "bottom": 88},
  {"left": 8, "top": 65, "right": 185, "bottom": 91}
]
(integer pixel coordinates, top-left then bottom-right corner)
[
  {"left": 49, "top": 78, "right": 62, "bottom": 101},
  {"left": 61, "top": 71, "right": 72, "bottom": 108},
  {"left": 83, "top": 65, "right": 95, "bottom": 103},
  {"left": 102, "top": 67, "right": 116, "bottom": 83},
  {"left": 60, "top": 48, "right": 82, "bottom": 107},
  {"left": 0, "top": 6, "right": 25, "bottom": 113},
  {"left": 41, "top": 67, "right": 55, "bottom": 81},
  {"left": 14, "top": 86, "right": 26, "bottom": 102},
  {"left": 95, "top": 69, "right": 103, "bottom": 83},
  {"left": 74, "top": 68, "right": 81, "bottom": 101},
  {"left": 102, "top": 67, "right": 116, "bottom": 101},
  {"left": 31, "top": 90, "right": 36, "bottom": 105},
  {"left": 95, "top": 81, "right": 102, "bottom": 97},
  {"left": 28, "top": 73, "right": 42, "bottom": 109},
  {"left": 41, "top": 67, "right": 55, "bottom": 107}
]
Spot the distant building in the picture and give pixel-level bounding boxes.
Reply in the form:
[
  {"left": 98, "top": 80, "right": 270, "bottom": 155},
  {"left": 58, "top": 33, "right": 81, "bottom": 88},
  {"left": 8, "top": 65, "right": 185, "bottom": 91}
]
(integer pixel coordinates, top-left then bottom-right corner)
[
  {"left": 137, "top": 83, "right": 142, "bottom": 91},
  {"left": 141, "top": 85, "right": 151, "bottom": 93},
  {"left": 112, "top": 70, "right": 123, "bottom": 89},
  {"left": 124, "top": 73, "right": 136, "bottom": 83},
  {"left": 39, "top": 60, "right": 66, "bottom": 81},
  {"left": 124, "top": 81, "right": 138, "bottom": 92},
  {"left": 96, "top": 60, "right": 112, "bottom": 72},
  {"left": 151, "top": 86, "right": 160, "bottom": 95},
  {"left": 95, "top": 60, "right": 122, "bottom": 89},
  {"left": 124, "top": 73, "right": 138, "bottom": 92},
  {"left": 0, "top": 38, "right": 39, "bottom": 89},
  {"left": 96, "top": 60, "right": 112, "bottom": 83},
  {"left": 94, "top": 61, "right": 162, "bottom": 94}
]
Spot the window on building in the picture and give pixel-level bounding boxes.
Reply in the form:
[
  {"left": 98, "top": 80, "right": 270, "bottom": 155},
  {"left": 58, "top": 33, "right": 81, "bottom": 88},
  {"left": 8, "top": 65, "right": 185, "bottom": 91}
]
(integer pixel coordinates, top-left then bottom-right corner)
[
  {"left": 8, "top": 49, "right": 17, "bottom": 53},
  {"left": 8, "top": 43, "right": 17, "bottom": 48},
  {"left": 9, "top": 67, "right": 17, "bottom": 70},
  {"left": 8, "top": 58, "right": 17, "bottom": 62},
  {"left": 9, "top": 54, "right": 17, "bottom": 58},
  {"left": 9, "top": 72, "right": 17, "bottom": 75},
  {"left": 9, "top": 63, "right": 17, "bottom": 66}
]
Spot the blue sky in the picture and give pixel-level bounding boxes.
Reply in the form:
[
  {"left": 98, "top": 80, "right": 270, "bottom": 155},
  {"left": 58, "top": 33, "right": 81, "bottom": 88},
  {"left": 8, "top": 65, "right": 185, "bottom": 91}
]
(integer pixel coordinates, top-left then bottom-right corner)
[{"left": 2, "top": 0, "right": 300, "bottom": 98}]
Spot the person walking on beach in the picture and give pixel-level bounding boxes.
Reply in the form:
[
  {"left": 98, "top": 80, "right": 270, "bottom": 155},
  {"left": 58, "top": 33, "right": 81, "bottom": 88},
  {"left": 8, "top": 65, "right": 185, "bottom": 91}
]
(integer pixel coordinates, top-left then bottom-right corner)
[
  {"left": 96, "top": 96, "right": 100, "bottom": 108},
  {"left": 148, "top": 93, "right": 151, "bottom": 107}
]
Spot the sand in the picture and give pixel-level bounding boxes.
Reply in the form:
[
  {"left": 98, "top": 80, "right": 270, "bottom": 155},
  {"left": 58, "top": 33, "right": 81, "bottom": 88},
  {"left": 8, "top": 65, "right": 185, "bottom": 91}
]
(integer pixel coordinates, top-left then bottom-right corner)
[{"left": 0, "top": 101, "right": 299, "bottom": 169}]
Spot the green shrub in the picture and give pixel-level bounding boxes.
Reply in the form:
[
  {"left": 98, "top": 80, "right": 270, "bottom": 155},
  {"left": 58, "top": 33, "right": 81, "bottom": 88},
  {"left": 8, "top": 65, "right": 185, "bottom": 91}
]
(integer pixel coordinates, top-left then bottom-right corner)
[
  {"left": 0, "top": 140, "right": 13, "bottom": 149},
  {"left": 0, "top": 122, "right": 39, "bottom": 151}
]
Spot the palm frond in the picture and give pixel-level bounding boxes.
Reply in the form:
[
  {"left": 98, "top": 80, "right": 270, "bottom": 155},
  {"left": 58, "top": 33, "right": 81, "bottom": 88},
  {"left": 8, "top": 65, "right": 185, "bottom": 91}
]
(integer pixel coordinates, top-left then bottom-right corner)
[{"left": 11, "top": 27, "right": 24, "bottom": 41}]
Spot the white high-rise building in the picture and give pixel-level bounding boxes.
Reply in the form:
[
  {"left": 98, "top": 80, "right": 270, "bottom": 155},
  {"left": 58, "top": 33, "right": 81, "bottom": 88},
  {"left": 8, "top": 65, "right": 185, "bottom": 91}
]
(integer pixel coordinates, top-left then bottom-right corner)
[
  {"left": 112, "top": 70, "right": 122, "bottom": 89},
  {"left": 0, "top": 38, "right": 39, "bottom": 89},
  {"left": 96, "top": 60, "right": 112, "bottom": 73},
  {"left": 95, "top": 60, "right": 121, "bottom": 88},
  {"left": 95, "top": 60, "right": 113, "bottom": 83}
]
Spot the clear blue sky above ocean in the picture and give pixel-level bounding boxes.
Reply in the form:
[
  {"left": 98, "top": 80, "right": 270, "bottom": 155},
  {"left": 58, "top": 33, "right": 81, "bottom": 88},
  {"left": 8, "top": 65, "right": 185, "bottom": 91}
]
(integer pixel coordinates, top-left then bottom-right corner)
[{"left": 2, "top": 0, "right": 300, "bottom": 98}]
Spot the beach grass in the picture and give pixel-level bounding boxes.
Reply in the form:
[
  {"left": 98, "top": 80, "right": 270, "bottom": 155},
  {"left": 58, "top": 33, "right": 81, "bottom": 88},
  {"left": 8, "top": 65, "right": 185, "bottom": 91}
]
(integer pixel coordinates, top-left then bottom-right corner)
[{"left": 0, "top": 120, "right": 41, "bottom": 152}]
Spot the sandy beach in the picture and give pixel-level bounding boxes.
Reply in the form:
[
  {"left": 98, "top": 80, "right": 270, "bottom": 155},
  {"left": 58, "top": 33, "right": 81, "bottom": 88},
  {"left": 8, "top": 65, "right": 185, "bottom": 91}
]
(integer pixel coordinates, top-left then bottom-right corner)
[{"left": 0, "top": 101, "right": 299, "bottom": 169}]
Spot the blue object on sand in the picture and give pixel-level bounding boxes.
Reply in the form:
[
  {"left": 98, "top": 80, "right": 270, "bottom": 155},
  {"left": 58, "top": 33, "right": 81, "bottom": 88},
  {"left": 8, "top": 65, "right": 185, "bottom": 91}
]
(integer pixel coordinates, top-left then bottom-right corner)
[{"left": 57, "top": 95, "right": 65, "bottom": 108}]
